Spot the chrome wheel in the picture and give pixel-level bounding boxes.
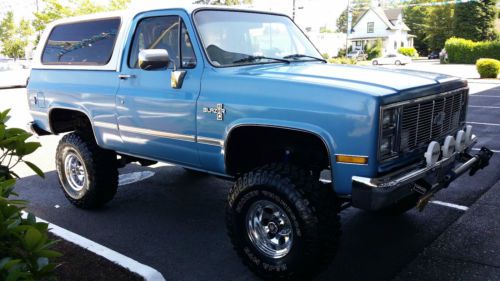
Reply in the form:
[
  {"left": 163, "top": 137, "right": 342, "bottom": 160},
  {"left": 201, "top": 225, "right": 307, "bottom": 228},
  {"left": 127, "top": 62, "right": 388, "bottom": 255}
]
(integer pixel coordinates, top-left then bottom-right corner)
[
  {"left": 246, "top": 200, "right": 293, "bottom": 259},
  {"left": 64, "top": 151, "right": 86, "bottom": 195}
]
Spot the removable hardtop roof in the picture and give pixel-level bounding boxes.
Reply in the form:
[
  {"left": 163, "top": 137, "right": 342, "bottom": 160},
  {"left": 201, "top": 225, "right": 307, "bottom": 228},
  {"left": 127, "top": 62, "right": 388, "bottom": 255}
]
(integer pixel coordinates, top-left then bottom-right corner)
[{"left": 31, "top": 1, "right": 288, "bottom": 71}]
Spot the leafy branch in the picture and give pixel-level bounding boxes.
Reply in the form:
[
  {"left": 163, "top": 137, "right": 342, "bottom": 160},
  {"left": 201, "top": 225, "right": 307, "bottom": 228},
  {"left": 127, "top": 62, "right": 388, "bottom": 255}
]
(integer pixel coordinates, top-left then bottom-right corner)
[{"left": 0, "top": 109, "right": 60, "bottom": 281}]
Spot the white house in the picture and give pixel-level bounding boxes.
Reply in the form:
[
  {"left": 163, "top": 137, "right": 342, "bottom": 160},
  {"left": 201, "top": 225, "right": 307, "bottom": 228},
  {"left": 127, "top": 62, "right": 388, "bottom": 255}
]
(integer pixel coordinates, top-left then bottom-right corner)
[{"left": 349, "top": 7, "right": 414, "bottom": 54}]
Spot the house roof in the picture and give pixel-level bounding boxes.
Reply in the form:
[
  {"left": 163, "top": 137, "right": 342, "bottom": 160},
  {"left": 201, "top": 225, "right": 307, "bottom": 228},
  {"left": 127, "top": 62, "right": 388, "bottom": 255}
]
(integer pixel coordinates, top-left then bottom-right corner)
[
  {"left": 352, "top": 7, "right": 410, "bottom": 32},
  {"left": 384, "top": 8, "right": 401, "bottom": 21}
]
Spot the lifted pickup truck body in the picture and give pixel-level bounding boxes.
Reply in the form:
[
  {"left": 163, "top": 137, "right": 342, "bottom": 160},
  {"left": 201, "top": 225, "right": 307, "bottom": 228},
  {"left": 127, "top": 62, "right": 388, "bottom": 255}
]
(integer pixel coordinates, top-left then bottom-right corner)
[{"left": 27, "top": 3, "right": 493, "bottom": 280}]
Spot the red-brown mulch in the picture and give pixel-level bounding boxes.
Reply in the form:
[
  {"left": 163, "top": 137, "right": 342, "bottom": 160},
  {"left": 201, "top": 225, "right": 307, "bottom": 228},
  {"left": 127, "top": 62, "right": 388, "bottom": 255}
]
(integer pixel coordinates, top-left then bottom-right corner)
[{"left": 49, "top": 234, "right": 145, "bottom": 281}]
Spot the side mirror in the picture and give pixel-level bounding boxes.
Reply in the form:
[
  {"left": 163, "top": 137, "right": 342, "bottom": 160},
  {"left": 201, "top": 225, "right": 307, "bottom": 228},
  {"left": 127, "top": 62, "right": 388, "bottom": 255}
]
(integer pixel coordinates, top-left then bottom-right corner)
[{"left": 138, "top": 49, "right": 170, "bottom": 70}]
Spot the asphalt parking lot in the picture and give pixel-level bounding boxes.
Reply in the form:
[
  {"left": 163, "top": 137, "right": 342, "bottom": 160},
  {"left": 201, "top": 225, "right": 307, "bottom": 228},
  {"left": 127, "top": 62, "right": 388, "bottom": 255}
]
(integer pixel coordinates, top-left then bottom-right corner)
[{"left": 2, "top": 63, "right": 500, "bottom": 281}]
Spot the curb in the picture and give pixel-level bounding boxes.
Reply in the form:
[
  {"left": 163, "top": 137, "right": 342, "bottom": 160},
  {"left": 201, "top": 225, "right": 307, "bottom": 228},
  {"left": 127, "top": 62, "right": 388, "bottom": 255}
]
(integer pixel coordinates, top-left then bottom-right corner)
[
  {"left": 22, "top": 212, "right": 166, "bottom": 281},
  {"left": 467, "top": 79, "right": 500, "bottom": 84}
]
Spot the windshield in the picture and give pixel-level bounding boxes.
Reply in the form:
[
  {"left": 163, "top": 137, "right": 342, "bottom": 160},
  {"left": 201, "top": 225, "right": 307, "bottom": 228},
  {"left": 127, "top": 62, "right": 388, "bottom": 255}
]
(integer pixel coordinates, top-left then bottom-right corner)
[{"left": 194, "top": 10, "right": 322, "bottom": 67}]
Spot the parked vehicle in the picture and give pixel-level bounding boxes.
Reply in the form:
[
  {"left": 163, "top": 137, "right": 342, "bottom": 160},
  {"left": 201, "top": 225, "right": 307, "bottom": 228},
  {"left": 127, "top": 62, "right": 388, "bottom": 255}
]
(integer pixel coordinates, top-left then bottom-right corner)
[
  {"left": 372, "top": 53, "right": 412, "bottom": 65},
  {"left": 27, "top": 4, "right": 493, "bottom": 280},
  {"left": 0, "top": 61, "right": 30, "bottom": 88},
  {"left": 346, "top": 49, "right": 368, "bottom": 60},
  {"left": 428, "top": 50, "right": 440, "bottom": 59}
]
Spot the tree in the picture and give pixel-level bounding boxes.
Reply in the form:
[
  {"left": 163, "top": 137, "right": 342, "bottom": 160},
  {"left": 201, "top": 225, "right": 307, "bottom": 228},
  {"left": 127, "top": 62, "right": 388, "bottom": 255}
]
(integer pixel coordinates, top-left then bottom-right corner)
[
  {"left": 453, "top": 0, "right": 498, "bottom": 41},
  {"left": 336, "top": 0, "right": 372, "bottom": 33},
  {"left": 320, "top": 26, "right": 333, "bottom": 33},
  {"left": 403, "top": 3, "right": 430, "bottom": 54},
  {"left": 33, "top": 0, "right": 131, "bottom": 35},
  {"left": 336, "top": 10, "right": 347, "bottom": 33},
  {"left": 0, "top": 12, "right": 33, "bottom": 59},
  {"left": 424, "top": 3, "right": 455, "bottom": 51},
  {"left": 0, "top": 11, "right": 15, "bottom": 43}
]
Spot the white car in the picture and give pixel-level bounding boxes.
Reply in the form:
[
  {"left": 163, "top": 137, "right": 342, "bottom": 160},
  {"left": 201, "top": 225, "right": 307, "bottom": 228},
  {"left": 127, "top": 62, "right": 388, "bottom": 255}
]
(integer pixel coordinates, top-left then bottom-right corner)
[
  {"left": 372, "top": 54, "right": 412, "bottom": 65},
  {"left": 0, "top": 61, "right": 30, "bottom": 88}
]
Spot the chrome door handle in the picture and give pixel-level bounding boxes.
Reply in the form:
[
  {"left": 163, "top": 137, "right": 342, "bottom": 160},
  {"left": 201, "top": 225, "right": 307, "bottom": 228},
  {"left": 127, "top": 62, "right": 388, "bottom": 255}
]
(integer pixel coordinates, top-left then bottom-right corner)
[{"left": 118, "top": 74, "right": 134, "bottom": 80}]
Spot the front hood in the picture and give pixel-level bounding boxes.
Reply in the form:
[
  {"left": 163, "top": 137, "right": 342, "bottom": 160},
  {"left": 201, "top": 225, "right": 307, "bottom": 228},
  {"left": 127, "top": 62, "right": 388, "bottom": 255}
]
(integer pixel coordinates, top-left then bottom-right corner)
[{"left": 238, "top": 63, "right": 466, "bottom": 104}]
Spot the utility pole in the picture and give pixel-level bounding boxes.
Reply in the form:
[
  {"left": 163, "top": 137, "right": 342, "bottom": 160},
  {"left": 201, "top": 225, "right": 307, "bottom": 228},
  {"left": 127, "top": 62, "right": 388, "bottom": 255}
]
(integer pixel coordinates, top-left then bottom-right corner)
[
  {"left": 292, "top": 0, "right": 296, "bottom": 21},
  {"left": 345, "top": 0, "right": 352, "bottom": 53}
]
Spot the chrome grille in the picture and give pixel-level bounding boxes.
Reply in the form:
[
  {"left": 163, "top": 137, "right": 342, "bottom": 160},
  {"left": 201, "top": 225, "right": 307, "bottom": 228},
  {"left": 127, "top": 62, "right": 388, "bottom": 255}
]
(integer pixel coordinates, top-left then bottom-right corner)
[{"left": 399, "top": 88, "right": 468, "bottom": 152}]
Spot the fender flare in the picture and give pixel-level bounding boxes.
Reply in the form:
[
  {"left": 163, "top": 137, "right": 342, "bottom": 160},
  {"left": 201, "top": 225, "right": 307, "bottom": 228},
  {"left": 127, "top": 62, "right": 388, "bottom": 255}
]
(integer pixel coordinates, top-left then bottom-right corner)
[
  {"left": 223, "top": 118, "right": 337, "bottom": 172},
  {"left": 47, "top": 105, "right": 102, "bottom": 147}
]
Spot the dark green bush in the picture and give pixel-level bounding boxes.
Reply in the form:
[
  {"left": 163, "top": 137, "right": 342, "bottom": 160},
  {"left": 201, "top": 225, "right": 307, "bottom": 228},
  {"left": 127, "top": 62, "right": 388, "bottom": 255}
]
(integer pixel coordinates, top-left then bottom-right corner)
[
  {"left": 398, "top": 47, "right": 418, "bottom": 57},
  {"left": 337, "top": 48, "right": 346, "bottom": 58},
  {"left": 367, "top": 47, "right": 382, "bottom": 60},
  {"left": 476, "top": 58, "right": 500, "bottom": 78},
  {"left": 445, "top": 37, "right": 500, "bottom": 64},
  {"left": 366, "top": 39, "right": 383, "bottom": 60},
  {"left": 0, "top": 109, "right": 61, "bottom": 281}
]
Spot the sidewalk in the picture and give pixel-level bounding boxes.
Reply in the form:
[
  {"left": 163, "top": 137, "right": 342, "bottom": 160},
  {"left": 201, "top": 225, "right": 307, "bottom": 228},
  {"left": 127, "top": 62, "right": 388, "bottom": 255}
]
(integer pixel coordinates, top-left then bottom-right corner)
[{"left": 393, "top": 180, "right": 500, "bottom": 281}]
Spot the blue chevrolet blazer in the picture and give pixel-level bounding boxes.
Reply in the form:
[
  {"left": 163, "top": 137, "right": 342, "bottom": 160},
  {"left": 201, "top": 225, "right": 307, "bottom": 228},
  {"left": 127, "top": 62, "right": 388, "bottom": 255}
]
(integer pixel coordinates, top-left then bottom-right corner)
[{"left": 27, "top": 3, "right": 493, "bottom": 280}]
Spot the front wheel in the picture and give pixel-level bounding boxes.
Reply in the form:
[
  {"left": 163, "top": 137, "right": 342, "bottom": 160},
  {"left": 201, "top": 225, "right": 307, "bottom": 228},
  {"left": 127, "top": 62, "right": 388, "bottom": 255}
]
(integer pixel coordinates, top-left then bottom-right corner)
[
  {"left": 372, "top": 60, "right": 379, "bottom": 65},
  {"left": 56, "top": 132, "right": 118, "bottom": 209},
  {"left": 226, "top": 164, "right": 341, "bottom": 280},
  {"left": 395, "top": 60, "right": 402, "bottom": 65}
]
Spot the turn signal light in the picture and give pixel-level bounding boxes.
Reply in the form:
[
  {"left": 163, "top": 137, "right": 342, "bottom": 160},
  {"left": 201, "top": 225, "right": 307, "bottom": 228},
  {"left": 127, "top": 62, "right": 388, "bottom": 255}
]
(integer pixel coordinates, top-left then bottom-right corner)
[{"left": 336, "top": 155, "right": 368, "bottom": 165}]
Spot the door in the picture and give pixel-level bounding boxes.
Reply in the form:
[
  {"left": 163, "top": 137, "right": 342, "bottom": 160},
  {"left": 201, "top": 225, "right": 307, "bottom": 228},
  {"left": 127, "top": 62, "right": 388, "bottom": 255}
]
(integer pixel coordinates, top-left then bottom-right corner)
[{"left": 116, "top": 12, "right": 202, "bottom": 166}]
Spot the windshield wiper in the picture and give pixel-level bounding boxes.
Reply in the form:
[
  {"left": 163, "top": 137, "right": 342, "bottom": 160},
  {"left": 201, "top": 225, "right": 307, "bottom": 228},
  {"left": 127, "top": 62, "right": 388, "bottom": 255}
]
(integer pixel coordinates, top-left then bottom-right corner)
[
  {"left": 283, "top": 54, "right": 326, "bottom": 63},
  {"left": 233, "top": 55, "right": 290, "bottom": 64}
]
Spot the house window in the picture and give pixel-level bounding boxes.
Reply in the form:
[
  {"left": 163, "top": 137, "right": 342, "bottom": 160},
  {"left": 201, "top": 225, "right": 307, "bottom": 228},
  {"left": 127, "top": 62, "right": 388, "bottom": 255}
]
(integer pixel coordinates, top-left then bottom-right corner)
[
  {"left": 394, "top": 41, "right": 397, "bottom": 49},
  {"left": 367, "top": 22, "right": 374, "bottom": 33},
  {"left": 356, "top": 41, "right": 362, "bottom": 46}
]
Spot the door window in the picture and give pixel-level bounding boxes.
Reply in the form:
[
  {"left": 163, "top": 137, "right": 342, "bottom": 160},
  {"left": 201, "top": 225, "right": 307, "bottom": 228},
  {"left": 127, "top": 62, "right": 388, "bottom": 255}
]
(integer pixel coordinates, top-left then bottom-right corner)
[{"left": 128, "top": 16, "right": 196, "bottom": 69}]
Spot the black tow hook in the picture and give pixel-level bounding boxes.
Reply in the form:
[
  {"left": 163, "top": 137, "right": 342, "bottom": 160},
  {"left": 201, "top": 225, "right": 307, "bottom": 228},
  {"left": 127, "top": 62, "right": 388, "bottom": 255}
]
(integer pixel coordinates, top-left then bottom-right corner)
[{"left": 469, "top": 147, "right": 494, "bottom": 176}]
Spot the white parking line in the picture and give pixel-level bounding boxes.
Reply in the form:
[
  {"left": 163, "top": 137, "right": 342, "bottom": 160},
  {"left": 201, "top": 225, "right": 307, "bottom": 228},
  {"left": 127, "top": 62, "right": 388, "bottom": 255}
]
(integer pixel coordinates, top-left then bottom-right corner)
[
  {"left": 429, "top": 200, "right": 469, "bottom": 211},
  {"left": 119, "top": 171, "right": 155, "bottom": 186},
  {"left": 21, "top": 211, "right": 166, "bottom": 281},
  {"left": 469, "top": 105, "right": 500, "bottom": 109},
  {"left": 467, "top": 121, "right": 500, "bottom": 127},
  {"left": 472, "top": 148, "right": 500, "bottom": 153}
]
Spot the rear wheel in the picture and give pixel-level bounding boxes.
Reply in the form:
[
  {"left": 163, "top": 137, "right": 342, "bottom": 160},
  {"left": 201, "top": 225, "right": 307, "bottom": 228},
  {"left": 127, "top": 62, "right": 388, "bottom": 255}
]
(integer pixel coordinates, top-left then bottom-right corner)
[
  {"left": 372, "top": 60, "right": 379, "bottom": 65},
  {"left": 56, "top": 132, "right": 118, "bottom": 209},
  {"left": 226, "top": 164, "right": 341, "bottom": 280},
  {"left": 395, "top": 60, "right": 401, "bottom": 65}
]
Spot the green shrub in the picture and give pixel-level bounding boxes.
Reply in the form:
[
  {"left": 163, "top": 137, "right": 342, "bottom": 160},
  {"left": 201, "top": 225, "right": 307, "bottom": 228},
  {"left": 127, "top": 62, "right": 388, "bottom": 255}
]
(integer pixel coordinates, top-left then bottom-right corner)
[
  {"left": 321, "top": 53, "right": 330, "bottom": 59},
  {"left": 445, "top": 37, "right": 500, "bottom": 64},
  {"left": 476, "top": 58, "right": 500, "bottom": 78},
  {"left": 367, "top": 47, "right": 382, "bottom": 60},
  {"left": 398, "top": 47, "right": 418, "bottom": 57},
  {"left": 0, "top": 109, "right": 61, "bottom": 281},
  {"left": 328, "top": 57, "right": 357, "bottom": 64},
  {"left": 337, "top": 48, "right": 346, "bottom": 58},
  {"left": 366, "top": 39, "right": 383, "bottom": 60}
]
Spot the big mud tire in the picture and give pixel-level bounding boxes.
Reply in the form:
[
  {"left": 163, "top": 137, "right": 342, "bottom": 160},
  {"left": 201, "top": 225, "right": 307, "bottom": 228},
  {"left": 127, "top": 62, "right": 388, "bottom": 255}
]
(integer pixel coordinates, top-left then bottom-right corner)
[
  {"left": 226, "top": 163, "right": 341, "bottom": 280},
  {"left": 56, "top": 132, "right": 118, "bottom": 209}
]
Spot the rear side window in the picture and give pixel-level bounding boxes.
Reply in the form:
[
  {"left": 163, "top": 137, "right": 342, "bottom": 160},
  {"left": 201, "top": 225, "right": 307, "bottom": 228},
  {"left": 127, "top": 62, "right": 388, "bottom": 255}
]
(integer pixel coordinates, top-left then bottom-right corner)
[{"left": 42, "top": 18, "right": 120, "bottom": 65}]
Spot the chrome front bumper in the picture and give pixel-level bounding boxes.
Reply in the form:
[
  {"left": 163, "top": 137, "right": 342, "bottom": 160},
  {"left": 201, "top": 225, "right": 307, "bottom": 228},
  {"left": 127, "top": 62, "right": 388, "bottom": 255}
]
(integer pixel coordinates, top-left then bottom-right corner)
[{"left": 351, "top": 137, "right": 494, "bottom": 210}]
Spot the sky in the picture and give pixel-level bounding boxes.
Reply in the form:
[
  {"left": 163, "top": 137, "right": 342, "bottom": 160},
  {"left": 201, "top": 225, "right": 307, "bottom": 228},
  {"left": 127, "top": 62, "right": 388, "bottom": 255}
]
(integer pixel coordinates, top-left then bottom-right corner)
[{"left": 0, "top": 0, "right": 349, "bottom": 32}]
